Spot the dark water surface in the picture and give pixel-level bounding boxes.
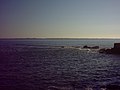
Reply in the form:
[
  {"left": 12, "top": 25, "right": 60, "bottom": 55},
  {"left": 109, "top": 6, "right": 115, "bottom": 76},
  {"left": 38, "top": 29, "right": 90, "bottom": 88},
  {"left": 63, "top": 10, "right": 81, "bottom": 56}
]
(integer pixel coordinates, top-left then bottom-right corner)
[{"left": 0, "top": 39, "right": 120, "bottom": 90}]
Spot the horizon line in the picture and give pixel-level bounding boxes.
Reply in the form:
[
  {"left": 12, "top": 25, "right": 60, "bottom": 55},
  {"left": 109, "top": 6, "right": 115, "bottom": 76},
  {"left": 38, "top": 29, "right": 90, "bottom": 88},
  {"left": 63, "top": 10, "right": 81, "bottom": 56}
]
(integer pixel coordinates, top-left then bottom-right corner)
[{"left": 0, "top": 37, "right": 120, "bottom": 40}]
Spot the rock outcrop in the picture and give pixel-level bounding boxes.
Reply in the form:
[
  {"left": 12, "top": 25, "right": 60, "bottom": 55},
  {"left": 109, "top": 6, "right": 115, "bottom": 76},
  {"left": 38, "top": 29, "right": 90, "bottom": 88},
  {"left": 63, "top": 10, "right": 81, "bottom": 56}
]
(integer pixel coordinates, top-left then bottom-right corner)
[
  {"left": 99, "top": 43, "right": 120, "bottom": 54},
  {"left": 83, "top": 45, "right": 99, "bottom": 49}
]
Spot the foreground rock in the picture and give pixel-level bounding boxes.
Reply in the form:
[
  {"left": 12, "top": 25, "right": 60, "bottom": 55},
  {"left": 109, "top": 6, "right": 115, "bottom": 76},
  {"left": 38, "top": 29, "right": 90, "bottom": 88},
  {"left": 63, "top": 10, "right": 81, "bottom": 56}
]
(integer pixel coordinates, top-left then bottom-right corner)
[
  {"left": 99, "top": 43, "right": 120, "bottom": 54},
  {"left": 101, "top": 84, "right": 120, "bottom": 90}
]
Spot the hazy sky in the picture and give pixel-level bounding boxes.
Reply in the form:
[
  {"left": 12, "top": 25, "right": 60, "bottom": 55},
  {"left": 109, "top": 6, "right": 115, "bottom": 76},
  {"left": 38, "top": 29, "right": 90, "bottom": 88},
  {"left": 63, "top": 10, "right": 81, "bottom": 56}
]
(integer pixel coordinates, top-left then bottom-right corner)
[{"left": 0, "top": 0, "right": 120, "bottom": 38}]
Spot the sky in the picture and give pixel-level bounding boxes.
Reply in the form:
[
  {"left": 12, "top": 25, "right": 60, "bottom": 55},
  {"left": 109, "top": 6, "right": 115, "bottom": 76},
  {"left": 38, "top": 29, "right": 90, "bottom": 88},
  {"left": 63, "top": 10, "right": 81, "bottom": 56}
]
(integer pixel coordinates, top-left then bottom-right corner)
[{"left": 0, "top": 0, "right": 120, "bottom": 38}]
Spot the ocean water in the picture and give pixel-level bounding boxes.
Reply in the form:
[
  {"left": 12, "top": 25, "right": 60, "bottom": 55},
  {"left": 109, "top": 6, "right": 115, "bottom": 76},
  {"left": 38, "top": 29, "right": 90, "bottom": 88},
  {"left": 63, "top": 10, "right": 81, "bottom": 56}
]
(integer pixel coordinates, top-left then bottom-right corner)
[{"left": 0, "top": 38, "right": 120, "bottom": 90}]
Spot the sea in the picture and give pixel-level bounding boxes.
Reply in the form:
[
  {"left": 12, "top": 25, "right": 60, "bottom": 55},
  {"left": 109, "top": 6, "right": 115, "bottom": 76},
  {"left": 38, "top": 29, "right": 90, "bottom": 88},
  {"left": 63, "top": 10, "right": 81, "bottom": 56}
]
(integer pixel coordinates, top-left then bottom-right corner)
[{"left": 0, "top": 38, "right": 120, "bottom": 90}]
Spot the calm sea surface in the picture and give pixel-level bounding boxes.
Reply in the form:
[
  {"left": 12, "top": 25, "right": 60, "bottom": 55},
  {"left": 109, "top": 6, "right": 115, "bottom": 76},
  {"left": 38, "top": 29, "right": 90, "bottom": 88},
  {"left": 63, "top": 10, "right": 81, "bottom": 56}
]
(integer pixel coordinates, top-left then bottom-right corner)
[{"left": 0, "top": 39, "right": 120, "bottom": 90}]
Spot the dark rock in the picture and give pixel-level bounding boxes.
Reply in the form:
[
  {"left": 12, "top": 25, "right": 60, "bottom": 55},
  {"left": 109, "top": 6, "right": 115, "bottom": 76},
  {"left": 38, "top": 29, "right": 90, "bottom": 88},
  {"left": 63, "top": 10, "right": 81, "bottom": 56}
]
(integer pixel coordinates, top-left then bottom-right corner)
[
  {"left": 83, "top": 45, "right": 99, "bottom": 49},
  {"left": 83, "top": 45, "right": 89, "bottom": 48},
  {"left": 61, "top": 46, "right": 64, "bottom": 48},
  {"left": 99, "top": 43, "right": 120, "bottom": 54},
  {"left": 91, "top": 46, "right": 99, "bottom": 49},
  {"left": 106, "top": 85, "right": 120, "bottom": 90},
  {"left": 114, "top": 43, "right": 120, "bottom": 49}
]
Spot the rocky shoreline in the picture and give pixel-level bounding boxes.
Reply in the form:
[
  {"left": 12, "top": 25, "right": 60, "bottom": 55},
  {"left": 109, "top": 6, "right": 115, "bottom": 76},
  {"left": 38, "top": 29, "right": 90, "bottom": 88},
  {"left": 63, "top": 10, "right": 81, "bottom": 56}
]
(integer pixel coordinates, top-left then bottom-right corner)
[{"left": 99, "top": 43, "right": 120, "bottom": 54}]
